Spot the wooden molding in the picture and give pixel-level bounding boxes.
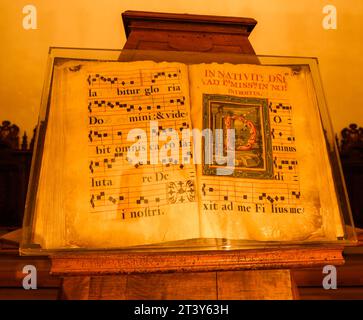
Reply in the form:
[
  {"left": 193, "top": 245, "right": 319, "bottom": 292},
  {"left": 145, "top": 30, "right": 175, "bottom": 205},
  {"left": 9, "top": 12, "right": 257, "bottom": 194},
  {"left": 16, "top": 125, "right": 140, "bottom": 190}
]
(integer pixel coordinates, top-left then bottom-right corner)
[
  {"left": 122, "top": 11, "right": 257, "bottom": 37},
  {"left": 50, "top": 246, "right": 344, "bottom": 276},
  {"left": 121, "top": 10, "right": 257, "bottom": 54}
]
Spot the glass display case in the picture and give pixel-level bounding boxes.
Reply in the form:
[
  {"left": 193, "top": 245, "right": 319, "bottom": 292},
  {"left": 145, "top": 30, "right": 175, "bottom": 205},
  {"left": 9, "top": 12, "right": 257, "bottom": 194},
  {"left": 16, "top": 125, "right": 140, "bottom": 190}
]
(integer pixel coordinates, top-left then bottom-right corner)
[{"left": 20, "top": 47, "right": 357, "bottom": 255}]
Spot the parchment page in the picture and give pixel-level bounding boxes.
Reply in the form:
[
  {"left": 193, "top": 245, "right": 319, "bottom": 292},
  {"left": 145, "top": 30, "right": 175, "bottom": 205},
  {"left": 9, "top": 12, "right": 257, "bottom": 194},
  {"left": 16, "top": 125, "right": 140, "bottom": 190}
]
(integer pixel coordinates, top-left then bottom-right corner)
[
  {"left": 188, "top": 63, "right": 344, "bottom": 241},
  {"left": 33, "top": 60, "right": 199, "bottom": 249}
]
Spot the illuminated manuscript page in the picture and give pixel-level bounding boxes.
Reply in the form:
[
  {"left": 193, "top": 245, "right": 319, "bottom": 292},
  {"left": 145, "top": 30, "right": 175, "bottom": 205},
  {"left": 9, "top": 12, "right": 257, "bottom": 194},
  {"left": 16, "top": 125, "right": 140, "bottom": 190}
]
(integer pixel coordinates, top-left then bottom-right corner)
[
  {"left": 33, "top": 60, "right": 344, "bottom": 249},
  {"left": 188, "top": 63, "right": 344, "bottom": 241},
  {"left": 33, "top": 60, "right": 199, "bottom": 249}
]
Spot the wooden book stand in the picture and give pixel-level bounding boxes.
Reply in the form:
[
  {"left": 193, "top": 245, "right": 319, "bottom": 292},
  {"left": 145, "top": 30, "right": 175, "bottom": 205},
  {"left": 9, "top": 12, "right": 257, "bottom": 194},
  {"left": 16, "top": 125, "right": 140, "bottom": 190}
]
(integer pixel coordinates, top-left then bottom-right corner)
[{"left": 51, "top": 11, "right": 345, "bottom": 300}]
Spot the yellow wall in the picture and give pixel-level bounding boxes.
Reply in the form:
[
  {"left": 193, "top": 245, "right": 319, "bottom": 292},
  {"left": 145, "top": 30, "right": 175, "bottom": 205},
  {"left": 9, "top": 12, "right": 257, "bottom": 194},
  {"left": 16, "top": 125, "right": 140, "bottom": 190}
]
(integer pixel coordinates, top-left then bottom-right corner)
[{"left": 0, "top": 0, "right": 362, "bottom": 137}]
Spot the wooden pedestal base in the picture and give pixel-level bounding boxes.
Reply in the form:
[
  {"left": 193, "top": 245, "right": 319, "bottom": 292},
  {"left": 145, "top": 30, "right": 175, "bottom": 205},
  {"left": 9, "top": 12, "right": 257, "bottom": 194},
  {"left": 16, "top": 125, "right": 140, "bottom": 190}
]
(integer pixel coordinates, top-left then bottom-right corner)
[
  {"left": 51, "top": 246, "right": 344, "bottom": 300},
  {"left": 60, "top": 270, "right": 298, "bottom": 300}
]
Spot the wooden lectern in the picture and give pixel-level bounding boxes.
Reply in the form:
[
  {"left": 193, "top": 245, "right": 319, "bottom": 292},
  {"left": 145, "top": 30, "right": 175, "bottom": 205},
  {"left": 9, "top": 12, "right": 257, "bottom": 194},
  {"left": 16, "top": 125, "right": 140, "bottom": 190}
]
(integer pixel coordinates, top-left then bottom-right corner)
[
  {"left": 121, "top": 11, "right": 257, "bottom": 54},
  {"left": 51, "top": 11, "right": 345, "bottom": 300}
]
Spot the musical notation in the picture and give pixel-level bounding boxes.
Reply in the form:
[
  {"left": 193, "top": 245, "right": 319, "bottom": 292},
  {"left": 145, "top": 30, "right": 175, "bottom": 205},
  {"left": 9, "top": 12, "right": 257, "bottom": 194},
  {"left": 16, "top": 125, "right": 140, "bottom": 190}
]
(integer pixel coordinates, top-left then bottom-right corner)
[
  {"left": 87, "top": 63, "right": 303, "bottom": 217},
  {"left": 273, "top": 157, "right": 298, "bottom": 171},
  {"left": 89, "top": 185, "right": 168, "bottom": 212},
  {"left": 87, "top": 68, "right": 181, "bottom": 88},
  {"left": 269, "top": 102, "right": 295, "bottom": 146},
  {"left": 87, "top": 65, "right": 196, "bottom": 216},
  {"left": 88, "top": 128, "right": 122, "bottom": 143},
  {"left": 269, "top": 100, "right": 300, "bottom": 183},
  {"left": 200, "top": 99, "right": 303, "bottom": 212},
  {"left": 269, "top": 102, "right": 292, "bottom": 113},
  {"left": 201, "top": 179, "right": 302, "bottom": 207},
  {"left": 87, "top": 95, "right": 186, "bottom": 114},
  {"left": 271, "top": 128, "right": 295, "bottom": 143}
]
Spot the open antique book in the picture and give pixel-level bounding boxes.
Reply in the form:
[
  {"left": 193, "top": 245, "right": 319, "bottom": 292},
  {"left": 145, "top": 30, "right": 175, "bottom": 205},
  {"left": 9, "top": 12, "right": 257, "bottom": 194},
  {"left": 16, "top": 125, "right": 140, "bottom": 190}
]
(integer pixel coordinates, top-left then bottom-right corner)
[{"left": 31, "top": 59, "right": 345, "bottom": 249}]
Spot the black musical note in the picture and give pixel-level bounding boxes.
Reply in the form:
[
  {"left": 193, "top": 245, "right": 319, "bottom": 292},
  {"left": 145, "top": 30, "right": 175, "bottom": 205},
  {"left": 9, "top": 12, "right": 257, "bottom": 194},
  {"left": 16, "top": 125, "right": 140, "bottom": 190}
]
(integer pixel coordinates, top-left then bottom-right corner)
[
  {"left": 103, "top": 158, "right": 115, "bottom": 169},
  {"left": 273, "top": 157, "right": 298, "bottom": 170},
  {"left": 108, "top": 196, "right": 117, "bottom": 204},
  {"left": 291, "top": 191, "right": 301, "bottom": 199},
  {"left": 136, "top": 196, "right": 148, "bottom": 204},
  {"left": 90, "top": 194, "right": 95, "bottom": 208},
  {"left": 269, "top": 102, "right": 276, "bottom": 113},
  {"left": 269, "top": 102, "right": 292, "bottom": 113},
  {"left": 276, "top": 103, "right": 292, "bottom": 111},
  {"left": 88, "top": 130, "right": 109, "bottom": 143},
  {"left": 96, "top": 191, "right": 105, "bottom": 200},
  {"left": 89, "top": 161, "right": 94, "bottom": 174},
  {"left": 99, "top": 75, "right": 118, "bottom": 84},
  {"left": 258, "top": 193, "right": 285, "bottom": 203},
  {"left": 90, "top": 100, "right": 128, "bottom": 111},
  {"left": 126, "top": 105, "right": 135, "bottom": 112}
]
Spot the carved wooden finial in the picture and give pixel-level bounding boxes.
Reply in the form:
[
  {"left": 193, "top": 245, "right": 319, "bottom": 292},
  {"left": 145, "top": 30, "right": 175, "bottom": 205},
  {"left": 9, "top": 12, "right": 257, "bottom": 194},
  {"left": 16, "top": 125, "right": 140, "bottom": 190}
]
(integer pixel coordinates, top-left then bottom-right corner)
[
  {"left": 21, "top": 131, "right": 28, "bottom": 150},
  {"left": 30, "top": 126, "right": 37, "bottom": 151},
  {"left": 340, "top": 123, "right": 363, "bottom": 155},
  {"left": 0, "top": 120, "right": 20, "bottom": 149}
]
